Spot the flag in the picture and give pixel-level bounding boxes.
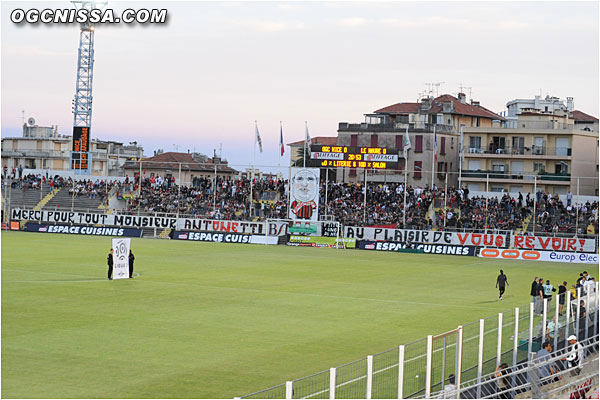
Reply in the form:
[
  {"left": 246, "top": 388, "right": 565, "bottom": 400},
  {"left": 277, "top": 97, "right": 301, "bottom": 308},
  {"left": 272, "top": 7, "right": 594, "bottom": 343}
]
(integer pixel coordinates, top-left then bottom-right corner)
[
  {"left": 403, "top": 127, "right": 411, "bottom": 158},
  {"left": 305, "top": 123, "right": 311, "bottom": 148},
  {"left": 433, "top": 129, "right": 438, "bottom": 163},
  {"left": 279, "top": 123, "right": 284, "bottom": 156},
  {"left": 255, "top": 122, "right": 263, "bottom": 153}
]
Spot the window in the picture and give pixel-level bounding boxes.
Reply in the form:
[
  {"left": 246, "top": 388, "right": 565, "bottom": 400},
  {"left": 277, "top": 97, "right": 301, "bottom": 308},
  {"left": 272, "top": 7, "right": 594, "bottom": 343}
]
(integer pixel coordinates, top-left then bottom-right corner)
[
  {"left": 350, "top": 134, "right": 358, "bottom": 147},
  {"left": 476, "top": 117, "right": 480, "bottom": 127},
  {"left": 555, "top": 138, "right": 569, "bottom": 156},
  {"left": 555, "top": 162, "right": 568, "bottom": 175},
  {"left": 415, "top": 135, "right": 423, "bottom": 152},
  {"left": 491, "top": 186, "right": 505, "bottom": 193},
  {"left": 534, "top": 162, "right": 545, "bottom": 173},
  {"left": 492, "top": 162, "right": 505, "bottom": 172},
  {"left": 491, "top": 137, "right": 506, "bottom": 153},
  {"left": 511, "top": 161, "right": 524, "bottom": 176},
  {"left": 395, "top": 135, "right": 403, "bottom": 150},
  {"left": 534, "top": 137, "right": 545, "bottom": 155},
  {"left": 437, "top": 162, "right": 447, "bottom": 181},
  {"left": 469, "top": 136, "right": 481, "bottom": 151},
  {"left": 370, "top": 134, "right": 378, "bottom": 147},
  {"left": 440, "top": 137, "right": 446, "bottom": 155},
  {"left": 468, "top": 160, "right": 481, "bottom": 170},
  {"left": 512, "top": 136, "right": 525, "bottom": 154},
  {"left": 510, "top": 186, "right": 523, "bottom": 193},
  {"left": 414, "top": 161, "right": 422, "bottom": 179}
]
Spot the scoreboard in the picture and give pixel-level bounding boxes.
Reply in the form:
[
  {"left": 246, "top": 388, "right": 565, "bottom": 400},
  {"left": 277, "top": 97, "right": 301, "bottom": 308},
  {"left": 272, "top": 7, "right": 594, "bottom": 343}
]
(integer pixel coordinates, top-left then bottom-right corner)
[
  {"left": 308, "top": 145, "right": 400, "bottom": 170},
  {"left": 72, "top": 126, "right": 90, "bottom": 170}
]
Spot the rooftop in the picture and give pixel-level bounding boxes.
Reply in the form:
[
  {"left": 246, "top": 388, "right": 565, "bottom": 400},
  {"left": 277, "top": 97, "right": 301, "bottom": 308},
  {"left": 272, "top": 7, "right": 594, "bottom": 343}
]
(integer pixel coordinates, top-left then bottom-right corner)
[{"left": 287, "top": 136, "right": 338, "bottom": 146}]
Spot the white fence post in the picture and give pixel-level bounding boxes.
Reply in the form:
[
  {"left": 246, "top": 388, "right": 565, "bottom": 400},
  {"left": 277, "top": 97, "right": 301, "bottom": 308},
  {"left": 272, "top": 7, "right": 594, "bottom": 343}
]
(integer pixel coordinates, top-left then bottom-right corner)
[
  {"left": 426, "top": 335, "right": 433, "bottom": 398},
  {"left": 542, "top": 298, "right": 548, "bottom": 342},
  {"left": 366, "top": 355, "right": 373, "bottom": 400},
  {"left": 554, "top": 294, "right": 560, "bottom": 350},
  {"left": 576, "top": 287, "right": 582, "bottom": 336},
  {"left": 329, "top": 367, "right": 336, "bottom": 400},
  {"left": 585, "top": 289, "right": 591, "bottom": 339},
  {"left": 528, "top": 302, "right": 534, "bottom": 360},
  {"left": 497, "top": 312, "right": 503, "bottom": 365},
  {"left": 477, "top": 319, "right": 484, "bottom": 399},
  {"left": 398, "top": 345, "right": 404, "bottom": 400},
  {"left": 512, "top": 307, "right": 519, "bottom": 398},
  {"left": 286, "top": 381, "right": 293, "bottom": 400},
  {"left": 565, "top": 290, "right": 571, "bottom": 340},
  {"left": 456, "top": 326, "right": 463, "bottom": 400}
]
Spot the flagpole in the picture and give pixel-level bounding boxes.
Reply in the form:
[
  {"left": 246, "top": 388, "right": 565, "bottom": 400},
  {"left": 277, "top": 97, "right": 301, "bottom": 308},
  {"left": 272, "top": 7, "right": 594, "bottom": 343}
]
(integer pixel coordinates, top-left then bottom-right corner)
[
  {"left": 278, "top": 121, "right": 282, "bottom": 173},
  {"left": 431, "top": 125, "right": 436, "bottom": 189},
  {"left": 304, "top": 121, "right": 308, "bottom": 168},
  {"left": 251, "top": 120, "right": 257, "bottom": 219},
  {"left": 403, "top": 126, "right": 409, "bottom": 228}
]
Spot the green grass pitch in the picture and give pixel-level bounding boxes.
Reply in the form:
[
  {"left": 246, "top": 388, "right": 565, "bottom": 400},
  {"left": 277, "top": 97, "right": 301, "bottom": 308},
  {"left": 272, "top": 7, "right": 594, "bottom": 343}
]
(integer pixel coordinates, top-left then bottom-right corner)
[{"left": 1, "top": 231, "right": 579, "bottom": 398}]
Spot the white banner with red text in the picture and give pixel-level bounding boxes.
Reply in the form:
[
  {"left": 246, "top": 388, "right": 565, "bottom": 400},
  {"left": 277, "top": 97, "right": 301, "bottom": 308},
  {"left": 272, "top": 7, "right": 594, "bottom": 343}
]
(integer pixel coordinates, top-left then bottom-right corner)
[
  {"left": 510, "top": 234, "right": 596, "bottom": 253},
  {"left": 344, "top": 227, "right": 507, "bottom": 247}
]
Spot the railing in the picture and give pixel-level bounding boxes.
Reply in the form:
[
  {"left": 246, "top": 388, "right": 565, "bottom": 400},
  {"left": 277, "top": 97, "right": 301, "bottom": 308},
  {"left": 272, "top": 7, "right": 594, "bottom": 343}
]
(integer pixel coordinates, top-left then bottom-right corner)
[
  {"left": 461, "top": 170, "right": 571, "bottom": 181},
  {"left": 502, "top": 121, "right": 575, "bottom": 130},
  {"left": 465, "top": 146, "right": 571, "bottom": 157},
  {"left": 239, "top": 292, "right": 599, "bottom": 399},
  {"left": 338, "top": 122, "right": 455, "bottom": 133}
]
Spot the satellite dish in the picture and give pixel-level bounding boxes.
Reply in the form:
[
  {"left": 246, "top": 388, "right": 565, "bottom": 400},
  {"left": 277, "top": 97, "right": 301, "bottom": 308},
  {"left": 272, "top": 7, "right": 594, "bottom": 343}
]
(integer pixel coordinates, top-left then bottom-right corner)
[{"left": 27, "top": 117, "right": 35, "bottom": 126}]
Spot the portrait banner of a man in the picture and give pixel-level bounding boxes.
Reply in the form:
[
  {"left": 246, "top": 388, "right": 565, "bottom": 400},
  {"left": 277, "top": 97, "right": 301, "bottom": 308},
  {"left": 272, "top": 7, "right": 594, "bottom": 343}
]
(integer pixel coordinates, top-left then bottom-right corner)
[{"left": 289, "top": 168, "right": 320, "bottom": 221}]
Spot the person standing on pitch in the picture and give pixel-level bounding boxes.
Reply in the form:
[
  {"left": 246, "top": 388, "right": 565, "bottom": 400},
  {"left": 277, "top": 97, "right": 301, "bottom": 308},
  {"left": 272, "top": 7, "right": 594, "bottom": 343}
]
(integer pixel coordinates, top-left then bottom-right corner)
[
  {"left": 107, "top": 248, "right": 114, "bottom": 280},
  {"left": 531, "top": 276, "right": 539, "bottom": 305},
  {"left": 128, "top": 249, "right": 135, "bottom": 278},
  {"left": 496, "top": 269, "right": 508, "bottom": 300}
]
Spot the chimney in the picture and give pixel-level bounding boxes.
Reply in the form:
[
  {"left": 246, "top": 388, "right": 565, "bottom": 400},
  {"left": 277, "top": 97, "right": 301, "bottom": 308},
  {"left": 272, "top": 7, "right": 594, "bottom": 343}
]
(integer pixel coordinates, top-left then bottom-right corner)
[
  {"left": 471, "top": 100, "right": 480, "bottom": 106},
  {"left": 457, "top": 93, "right": 467, "bottom": 104},
  {"left": 566, "top": 97, "right": 574, "bottom": 112}
]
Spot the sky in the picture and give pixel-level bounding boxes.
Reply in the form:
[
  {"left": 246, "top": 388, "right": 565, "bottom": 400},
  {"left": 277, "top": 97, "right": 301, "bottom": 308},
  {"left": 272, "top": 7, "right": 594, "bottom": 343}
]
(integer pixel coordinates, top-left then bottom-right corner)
[{"left": 2, "top": 1, "right": 599, "bottom": 173}]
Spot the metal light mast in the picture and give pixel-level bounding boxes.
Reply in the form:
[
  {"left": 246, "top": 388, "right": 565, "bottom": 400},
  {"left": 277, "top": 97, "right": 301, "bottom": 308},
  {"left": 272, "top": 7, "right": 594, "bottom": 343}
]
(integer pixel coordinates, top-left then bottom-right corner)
[{"left": 71, "top": 1, "right": 105, "bottom": 174}]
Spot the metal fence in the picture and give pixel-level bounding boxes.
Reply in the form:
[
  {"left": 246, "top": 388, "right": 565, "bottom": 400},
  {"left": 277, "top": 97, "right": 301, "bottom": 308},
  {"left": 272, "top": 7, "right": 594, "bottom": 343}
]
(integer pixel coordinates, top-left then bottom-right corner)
[{"left": 238, "top": 291, "right": 599, "bottom": 399}]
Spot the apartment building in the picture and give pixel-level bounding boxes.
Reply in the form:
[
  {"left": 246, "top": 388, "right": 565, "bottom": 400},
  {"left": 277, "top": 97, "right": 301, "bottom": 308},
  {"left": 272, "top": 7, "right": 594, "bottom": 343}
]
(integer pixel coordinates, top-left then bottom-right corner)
[
  {"left": 1, "top": 122, "right": 144, "bottom": 176},
  {"left": 336, "top": 93, "right": 504, "bottom": 185},
  {"left": 462, "top": 109, "right": 599, "bottom": 196}
]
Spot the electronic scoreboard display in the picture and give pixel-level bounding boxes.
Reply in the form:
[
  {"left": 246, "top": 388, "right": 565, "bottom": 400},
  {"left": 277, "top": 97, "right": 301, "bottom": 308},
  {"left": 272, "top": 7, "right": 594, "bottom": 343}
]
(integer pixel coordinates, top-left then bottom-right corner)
[
  {"left": 308, "top": 145, "right": 400, "bottom": 169},
  {"left": 72, "top": 126, "right": 90, "bottom": 170}
]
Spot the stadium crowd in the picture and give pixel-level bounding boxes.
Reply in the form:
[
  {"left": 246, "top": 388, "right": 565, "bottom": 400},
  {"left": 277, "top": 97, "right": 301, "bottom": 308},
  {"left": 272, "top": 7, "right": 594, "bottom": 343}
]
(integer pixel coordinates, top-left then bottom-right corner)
[{"left": 3, "top": 170, "right": 597, "bottom": 234}]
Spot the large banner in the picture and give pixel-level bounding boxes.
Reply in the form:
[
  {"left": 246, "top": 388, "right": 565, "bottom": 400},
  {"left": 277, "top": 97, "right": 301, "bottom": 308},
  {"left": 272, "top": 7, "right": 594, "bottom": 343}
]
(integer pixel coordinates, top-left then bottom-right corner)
[
  {"left": 479, "top": 248, "right": 599, "bottom": 264},
  {"left": 112, "top": 238, "right": 131, "bottom": 279},
  {"left": 12, "top": 209, "right": 291, "bottom": 236},
  {"left": 24, "top": 223, "right": 142, "bottom": 237},
  {"left": 344, "top": 227, "right": 507, "bottom": 248},
  {"left": 173, "top": 231, "right": 278, "bottom": 245},
  {"left": 510, "top": 235, "right": 596, "bottom": 253},
  {"left": 358, "top": 241, "right": 476, "bottom": 256},
  {"left": 288, "top": 168, "right": 320, "bottom": 222}
]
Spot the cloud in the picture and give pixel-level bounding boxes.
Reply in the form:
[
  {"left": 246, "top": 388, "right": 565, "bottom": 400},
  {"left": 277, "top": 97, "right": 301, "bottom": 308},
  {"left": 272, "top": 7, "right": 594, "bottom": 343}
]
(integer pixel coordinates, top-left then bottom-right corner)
[{"left": 337, "top": 17, "right": 367, "bottom": 27}]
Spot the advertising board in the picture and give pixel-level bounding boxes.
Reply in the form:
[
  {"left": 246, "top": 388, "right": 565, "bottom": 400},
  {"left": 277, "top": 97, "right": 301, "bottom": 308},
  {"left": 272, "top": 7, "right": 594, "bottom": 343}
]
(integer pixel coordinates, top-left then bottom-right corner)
[
  {"left": 510, "top": 235, "right": 596, "bottom": 253},
  {"left": 479, "top": 248, "right": 599, "bottom": 264},
  {"left": 358, "top": 241, "right": 476, "bottom": 255}
]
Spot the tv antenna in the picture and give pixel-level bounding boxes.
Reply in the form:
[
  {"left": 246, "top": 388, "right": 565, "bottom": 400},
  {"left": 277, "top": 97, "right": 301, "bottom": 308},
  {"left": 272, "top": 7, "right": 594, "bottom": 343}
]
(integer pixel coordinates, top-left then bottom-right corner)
[
  {"left": 425, "top": 82, "right": 445, "bottom": 98},
  {"left": 458, "top": 83, "right": 472, "bottom": 101}
]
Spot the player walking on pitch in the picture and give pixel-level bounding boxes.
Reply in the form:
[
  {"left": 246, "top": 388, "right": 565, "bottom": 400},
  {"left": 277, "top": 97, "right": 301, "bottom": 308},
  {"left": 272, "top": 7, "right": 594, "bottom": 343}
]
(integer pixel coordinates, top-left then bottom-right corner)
[{"left": 496, "top": 269, "right": 509, "bottom": 300}]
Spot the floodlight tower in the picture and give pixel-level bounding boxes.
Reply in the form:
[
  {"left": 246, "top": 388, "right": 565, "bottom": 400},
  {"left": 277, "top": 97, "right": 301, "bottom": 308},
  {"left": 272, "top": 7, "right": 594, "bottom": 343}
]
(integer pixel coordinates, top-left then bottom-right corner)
[{"left": 71, "top": 1, "right": 106, "bottom": 173}]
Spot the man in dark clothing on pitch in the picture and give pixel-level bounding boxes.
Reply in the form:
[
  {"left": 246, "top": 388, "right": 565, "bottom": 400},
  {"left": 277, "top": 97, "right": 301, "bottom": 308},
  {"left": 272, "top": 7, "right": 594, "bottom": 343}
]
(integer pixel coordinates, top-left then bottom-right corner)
[
  {"left": 107, "top": 248, "right": 114, "bottom": 280},
  {"left": 531, "top": 276, "right": 539, "bottom": 304},
  {"left": 128, "top": 250, "right": 135, "bottom": 278},
  {"left": 558, "top": 281, "right": 568, "bottom": 315},
  {"left": 496, "top": 269, "right": 509, "bottom": 300}
]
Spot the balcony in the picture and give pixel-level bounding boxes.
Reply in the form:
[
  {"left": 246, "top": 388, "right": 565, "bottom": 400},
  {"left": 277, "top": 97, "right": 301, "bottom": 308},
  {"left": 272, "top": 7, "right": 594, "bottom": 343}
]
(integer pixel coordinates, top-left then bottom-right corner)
[
  {"left": 338, "top": 122, "right": 455, "bottom": 134},
  {"left": 503, "top": 120, "right": 574, "bottom": 130},
  {"left": 465, "top": 146, "right": 571, "bottom": 157},
  {"left": 461, "top": 170, "right": 571, "bottom": 184}
]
